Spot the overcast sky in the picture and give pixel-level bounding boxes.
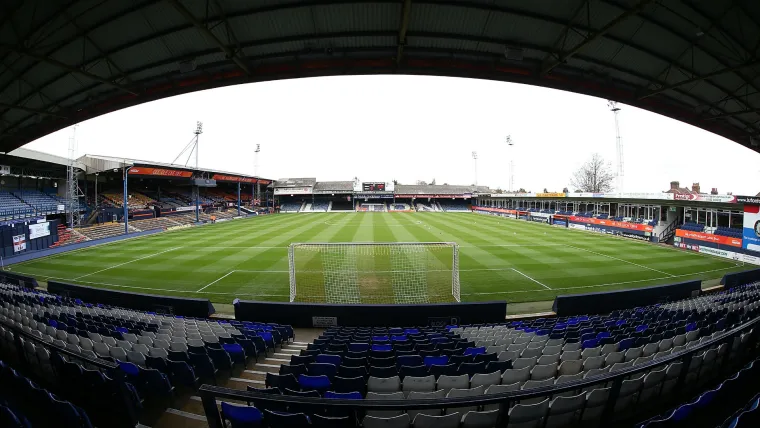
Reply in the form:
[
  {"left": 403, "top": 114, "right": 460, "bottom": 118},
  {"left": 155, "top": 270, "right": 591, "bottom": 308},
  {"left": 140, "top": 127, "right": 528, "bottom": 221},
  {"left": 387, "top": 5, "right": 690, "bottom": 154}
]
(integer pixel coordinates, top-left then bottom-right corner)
[{"left": 22, "top": 75, "right": 760, "bottom": 195}]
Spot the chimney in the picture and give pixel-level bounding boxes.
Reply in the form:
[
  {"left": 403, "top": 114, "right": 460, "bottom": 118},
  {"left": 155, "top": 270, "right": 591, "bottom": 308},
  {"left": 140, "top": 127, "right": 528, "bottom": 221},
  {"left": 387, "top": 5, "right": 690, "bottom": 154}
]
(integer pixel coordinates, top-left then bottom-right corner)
[
  {"left": 711, "top": 188, "right": 718, "bottom": 195},
  {"left": 692, "top": 183, "right": 700, "bottom": 193},
  {"left": 670, "top": 181, "right": 679, "bottom": 190}
]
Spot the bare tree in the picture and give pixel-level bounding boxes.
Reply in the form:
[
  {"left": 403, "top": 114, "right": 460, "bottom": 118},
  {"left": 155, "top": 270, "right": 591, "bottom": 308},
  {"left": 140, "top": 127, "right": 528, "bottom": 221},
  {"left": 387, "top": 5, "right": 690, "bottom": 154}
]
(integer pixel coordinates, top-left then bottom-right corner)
[{"left": 570, "top": 153, "right": 615, "bottom": 192}]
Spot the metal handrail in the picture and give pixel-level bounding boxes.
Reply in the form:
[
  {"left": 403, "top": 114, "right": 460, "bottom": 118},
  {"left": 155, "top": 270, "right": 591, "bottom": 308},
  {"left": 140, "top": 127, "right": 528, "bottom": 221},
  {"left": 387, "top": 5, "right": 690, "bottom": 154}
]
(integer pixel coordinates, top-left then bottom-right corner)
[{"left": 199, "top": 313, "right": 760, "bottom": 427}]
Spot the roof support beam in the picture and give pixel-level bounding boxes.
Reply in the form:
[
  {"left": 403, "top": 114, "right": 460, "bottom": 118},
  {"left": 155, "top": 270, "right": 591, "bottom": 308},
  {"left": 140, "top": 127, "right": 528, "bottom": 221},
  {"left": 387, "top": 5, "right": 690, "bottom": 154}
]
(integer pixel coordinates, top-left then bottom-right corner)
[
  {"left": 540, "top": 0, "right": 655, "bottom": 75},
  {"left": 166, "top": 0, "right": 251, "bottom": 76},
  {"left": 640, "top": 60, "right": 760, "bottom": 99},
  {"left": 706, "top": 108, "right": 760, "bottom": 121},
  {"left": 5, "top": 30, "right": 734, "bottom": 132},
  {"left": 0, "top": 101, "right": 67, "bottom": 118},
  {"left": 396, "top": 0, "right": 412, "bottom": 65},
  {"left": 541, "top": 0, "right": 591, "bottom": 65},
  {"left": 1, "top": 45, "right": 137, "bottom": 95},
  {"left": 63, "top": 10, "right": 133, "bottom": 85}
]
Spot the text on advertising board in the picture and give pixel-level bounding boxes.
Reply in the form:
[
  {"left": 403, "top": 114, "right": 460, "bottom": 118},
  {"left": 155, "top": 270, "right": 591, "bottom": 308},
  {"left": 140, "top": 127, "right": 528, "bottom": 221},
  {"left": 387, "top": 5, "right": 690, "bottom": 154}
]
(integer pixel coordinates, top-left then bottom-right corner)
[{"left": 675, "top": 229, "right": 743, "bottom": 247}]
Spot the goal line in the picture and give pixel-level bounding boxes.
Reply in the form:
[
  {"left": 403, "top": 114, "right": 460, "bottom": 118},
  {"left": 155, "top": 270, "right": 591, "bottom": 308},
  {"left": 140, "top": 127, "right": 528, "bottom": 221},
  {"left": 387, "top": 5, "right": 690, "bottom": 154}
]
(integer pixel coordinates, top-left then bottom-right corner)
[{"left": 288, "top": 242, "right": 461, "bottom": 304}]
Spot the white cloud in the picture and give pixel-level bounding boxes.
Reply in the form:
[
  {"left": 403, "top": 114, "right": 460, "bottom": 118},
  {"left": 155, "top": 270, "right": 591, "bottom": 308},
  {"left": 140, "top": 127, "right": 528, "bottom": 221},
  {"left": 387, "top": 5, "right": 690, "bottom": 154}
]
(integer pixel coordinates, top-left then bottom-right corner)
[{"left": 23, "top": 75, "right": 760, "bottom": 194}]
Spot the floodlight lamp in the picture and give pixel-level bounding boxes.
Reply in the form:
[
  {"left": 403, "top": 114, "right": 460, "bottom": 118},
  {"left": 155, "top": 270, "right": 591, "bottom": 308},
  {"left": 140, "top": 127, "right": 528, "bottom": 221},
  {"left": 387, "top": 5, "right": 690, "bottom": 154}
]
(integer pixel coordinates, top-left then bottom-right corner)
[
  {"left": 506, "top": 135, "right": 513, "bottom": 146},
  {"left": 196, "top": 121, "right": 203, "bottom": 134}
]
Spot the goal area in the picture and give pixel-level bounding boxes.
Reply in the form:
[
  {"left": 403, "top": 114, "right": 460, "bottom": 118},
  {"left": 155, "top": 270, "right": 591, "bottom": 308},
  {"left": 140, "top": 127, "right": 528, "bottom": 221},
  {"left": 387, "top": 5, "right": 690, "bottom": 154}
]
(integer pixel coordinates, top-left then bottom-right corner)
[{"left": 288, "top": 242, "right": 461, "bottom": 304}]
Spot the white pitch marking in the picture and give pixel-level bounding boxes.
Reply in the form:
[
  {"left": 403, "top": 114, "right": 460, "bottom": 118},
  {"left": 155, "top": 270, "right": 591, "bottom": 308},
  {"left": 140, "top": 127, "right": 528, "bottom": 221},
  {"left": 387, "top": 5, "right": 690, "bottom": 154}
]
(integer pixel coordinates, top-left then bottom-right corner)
[
  {"left": 463, "top": 266, "right": 738, "bottom": 295},
  {"left": 564, "top": 244, "right": 677, "bottom": 277},
  {"left": 73, "top": 247, "right": 181, "bottom": 280},
  {"left": 196, "top": 271, "right": 236, "bottom": 293},
  {"left": 511, "top": 268, "right": 551, "bottom": 290}
]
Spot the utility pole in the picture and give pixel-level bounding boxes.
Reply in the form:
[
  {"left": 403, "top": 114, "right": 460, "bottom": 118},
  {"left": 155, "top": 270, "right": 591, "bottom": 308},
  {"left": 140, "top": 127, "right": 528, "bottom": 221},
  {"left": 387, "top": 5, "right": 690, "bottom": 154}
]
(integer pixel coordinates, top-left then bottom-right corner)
[
  {"left": 608, "top": 101, "right": 624, "bottom": 192},
  {"left": 506, "top": 135, "right": 515, "bottom": 192},
  {"left": 472, "top": 151, "right": 478, "bottom": 186}
]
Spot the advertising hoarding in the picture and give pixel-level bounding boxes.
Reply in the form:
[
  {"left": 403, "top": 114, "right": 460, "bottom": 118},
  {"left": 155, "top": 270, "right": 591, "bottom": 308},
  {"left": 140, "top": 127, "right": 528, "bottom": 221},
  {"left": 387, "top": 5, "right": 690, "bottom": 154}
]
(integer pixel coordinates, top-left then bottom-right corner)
[
  {"left": 742, "top": 204, "right": 760, "bottom": 253},
  {"left": 29, "top": 222, "right": 50, "bottom": 239},
  {"left": 675, "top": 229, "right": 743, "bottom": 248},
  {"left": 129, "top": 167, "right": 193, "bottom": 178}
]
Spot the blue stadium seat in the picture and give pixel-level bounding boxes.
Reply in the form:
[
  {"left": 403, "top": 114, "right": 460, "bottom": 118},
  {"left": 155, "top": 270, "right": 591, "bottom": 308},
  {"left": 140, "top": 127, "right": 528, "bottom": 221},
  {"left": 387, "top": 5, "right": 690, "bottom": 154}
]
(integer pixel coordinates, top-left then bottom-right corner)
[{"left": 221, "top": 402, "right": 263, "bottom": 428}]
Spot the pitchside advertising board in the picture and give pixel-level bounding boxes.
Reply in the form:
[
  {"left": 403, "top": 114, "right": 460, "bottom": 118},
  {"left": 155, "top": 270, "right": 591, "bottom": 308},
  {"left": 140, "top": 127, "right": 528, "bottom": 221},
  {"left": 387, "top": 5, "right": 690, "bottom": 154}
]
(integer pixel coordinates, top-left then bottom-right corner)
[
  {"left": 12, "top": 235, "right": 25, "bottom": 252},
  {"left": 743, "top": 204, "right": 760, "bottom": 253},
  {"left": 28, "top": 221, "right": 50, "bottom": 240}
]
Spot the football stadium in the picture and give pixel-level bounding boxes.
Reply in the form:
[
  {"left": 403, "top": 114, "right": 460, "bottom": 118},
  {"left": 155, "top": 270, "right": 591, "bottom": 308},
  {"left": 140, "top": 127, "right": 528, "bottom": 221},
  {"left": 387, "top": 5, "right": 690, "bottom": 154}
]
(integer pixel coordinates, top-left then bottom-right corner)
[{"left": 2, "top": 2, "right": 760, "bottom": 428}]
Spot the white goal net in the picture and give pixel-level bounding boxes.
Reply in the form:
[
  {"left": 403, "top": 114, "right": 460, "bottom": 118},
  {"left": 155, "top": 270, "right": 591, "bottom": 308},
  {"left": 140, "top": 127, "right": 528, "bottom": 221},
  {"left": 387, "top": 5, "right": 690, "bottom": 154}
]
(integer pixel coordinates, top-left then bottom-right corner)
[{"left": 288, "top": 242, "right": 460, "bottom": 304}]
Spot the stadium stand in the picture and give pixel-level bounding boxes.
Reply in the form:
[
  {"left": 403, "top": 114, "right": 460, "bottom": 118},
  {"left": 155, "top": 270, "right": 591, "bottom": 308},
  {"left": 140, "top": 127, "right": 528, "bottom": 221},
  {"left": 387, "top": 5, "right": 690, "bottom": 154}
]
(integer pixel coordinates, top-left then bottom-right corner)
[
  {"left": 389, "top": 203, "right": 411, "bottom": 211},
  {"left": 678, "top": 222, "right": 706, "bottom": 232},
  {"left": 50, "top": 224, "right": 87, "bottom": 248},
  {"left": 714, "top": 226, "right": 744, "bottom": 239},
  {"left": 198, "top": 282, "right": 760, "bottom": 428},
  {"left": 0, "top": 191, "right": 34, "bottom": 219},
  {"left": 12, "top": 190, "right": 61, "bottom": 212},
  {"left": 77, "top": 223, "right": 138, "bottom": 240},
  {"left": 129, "top": 217, "right": 181, "bottom": 232},
  {"left": 307, "top": 202, "right": 330, "bottom": 212},
  {"left": 438, "top": 200, "right": 471, "bottom": 212},
  {"left": 0, "top": 359, "right": 93, "bottom": 427},
  {"left": 415, "top": 203, "right": 437, "bottom": 212},
  {"left": 0, "top": 281, "right": 294, "bottom": 428},
  {"left": 639, "top": 358, "right": 760, "bottom": 427},
  {"left": 280, "top": 203, "right": 303, "bottom": 213}
]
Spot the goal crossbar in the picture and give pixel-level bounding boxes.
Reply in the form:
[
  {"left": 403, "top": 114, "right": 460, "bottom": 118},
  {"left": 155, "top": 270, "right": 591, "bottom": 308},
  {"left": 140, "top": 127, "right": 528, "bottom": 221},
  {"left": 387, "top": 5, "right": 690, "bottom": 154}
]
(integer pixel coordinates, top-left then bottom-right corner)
[{"left": 288, "top": 242, "right": 460, "bottom": 304}]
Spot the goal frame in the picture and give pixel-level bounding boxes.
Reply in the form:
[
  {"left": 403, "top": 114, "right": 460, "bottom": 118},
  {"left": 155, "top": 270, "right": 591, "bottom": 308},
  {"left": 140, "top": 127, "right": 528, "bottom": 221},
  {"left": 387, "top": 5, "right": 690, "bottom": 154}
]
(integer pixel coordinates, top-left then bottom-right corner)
[{"left": 288, "top": 242, "right": 461, "bottom": 304}]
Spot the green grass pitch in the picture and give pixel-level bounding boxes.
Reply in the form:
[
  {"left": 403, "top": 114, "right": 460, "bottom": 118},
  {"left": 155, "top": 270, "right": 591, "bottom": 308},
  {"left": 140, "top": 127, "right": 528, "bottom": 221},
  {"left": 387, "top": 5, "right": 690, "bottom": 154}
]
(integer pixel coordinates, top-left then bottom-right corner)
[{"left": 6, "top": 212, "right": 752, "bottom": 305}]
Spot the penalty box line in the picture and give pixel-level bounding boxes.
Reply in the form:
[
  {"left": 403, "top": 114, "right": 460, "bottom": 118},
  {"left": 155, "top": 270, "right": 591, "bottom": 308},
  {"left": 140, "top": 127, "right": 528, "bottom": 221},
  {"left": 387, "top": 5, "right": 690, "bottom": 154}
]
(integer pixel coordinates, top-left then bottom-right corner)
[
  {"left": 196, "top": 267, "right": 552, "bottom": 293},
  {"left": 511, "top": 268, "right": 551, "bottom": 290}
]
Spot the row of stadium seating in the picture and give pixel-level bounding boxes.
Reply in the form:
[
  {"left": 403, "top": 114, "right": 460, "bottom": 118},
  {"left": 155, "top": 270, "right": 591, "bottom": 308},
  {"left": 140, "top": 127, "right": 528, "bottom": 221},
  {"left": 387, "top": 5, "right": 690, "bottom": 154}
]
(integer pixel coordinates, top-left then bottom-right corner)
[
  {"left": 204, "top": 283, "right": 760, "bottom": 428},
  {"left": 11, "top": 190, "right": 61, "bottom": 211},
  {"left": 640, "top": 358, "right": 760, "bottom": 427},
  {"left": 0, "top": 191, "right": 35, "bottom": 219},
  {"left": 76, "top": 222, "right": 138, "bottom": 240},
  {"left": 280, "top": 202, "right": 303, "bottom": 212},
  {"left": 679, "top": 222, "right": 705, "bottom": 232},
  {"left": 0, "top": 359, "right": 93, "bottom": 427},
  {"left": 714, "top": 226, "right": 743, "bottom": 239},
  {"left": 0, "top": 281, "right": 295, "bottom": 427},
  {"left": 438, "top": 201, "right": 470, "bottom": 212},
  {"left": 1, "top": 272, "right": 758, "bottom": 428}
]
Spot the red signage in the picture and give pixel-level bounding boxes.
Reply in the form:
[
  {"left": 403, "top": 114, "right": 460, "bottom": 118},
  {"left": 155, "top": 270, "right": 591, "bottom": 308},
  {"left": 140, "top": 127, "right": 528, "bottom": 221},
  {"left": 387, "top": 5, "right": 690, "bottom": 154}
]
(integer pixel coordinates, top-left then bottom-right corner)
[
  {"left": 675, "top": 229, "right": 743, "bottom": 247},
  {"left": 569, "top": 216, "right": 654, "bottom": 233},
  {"left": 474, "top": 206, "right": 518, "bottom": 215},
  {"left": 129, "top": 167, "right": 193, "bottom": 178},
  {"left": 212, "top": 174, "right": 258, "bottom": 183}
]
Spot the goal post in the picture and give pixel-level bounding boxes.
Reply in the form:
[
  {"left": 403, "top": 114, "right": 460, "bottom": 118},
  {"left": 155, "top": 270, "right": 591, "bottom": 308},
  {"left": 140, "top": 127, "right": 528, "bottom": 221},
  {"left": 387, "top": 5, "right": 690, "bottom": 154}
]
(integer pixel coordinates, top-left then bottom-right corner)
[{"left": 288, "top": 242, "right": 461, "bottom": 304}]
